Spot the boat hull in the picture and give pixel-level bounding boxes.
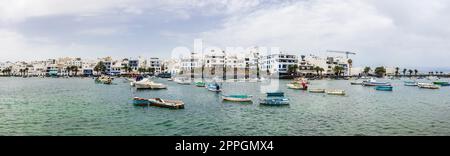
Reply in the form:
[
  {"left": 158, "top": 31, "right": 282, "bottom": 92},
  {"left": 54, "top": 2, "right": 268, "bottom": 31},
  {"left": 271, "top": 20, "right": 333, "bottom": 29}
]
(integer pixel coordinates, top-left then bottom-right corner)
[
  {"left": 222, "top": 95, "right": 252, "bottom": 102},
  {"left": 260, "top": 98, "right": 290, "bottom": 106},
  {"left": 375, "top": 86, "right": 393, "bottom": 91}
]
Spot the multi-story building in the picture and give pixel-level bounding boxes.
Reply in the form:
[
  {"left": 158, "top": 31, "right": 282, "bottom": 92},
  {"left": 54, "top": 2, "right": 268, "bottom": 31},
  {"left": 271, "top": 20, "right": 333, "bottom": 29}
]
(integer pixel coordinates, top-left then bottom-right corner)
[
  {"left": 148, "top": 57, "right": 161, "bottom": 74},
  {"left": 260, "top": 52, "right": 298, "bottom": 76}
]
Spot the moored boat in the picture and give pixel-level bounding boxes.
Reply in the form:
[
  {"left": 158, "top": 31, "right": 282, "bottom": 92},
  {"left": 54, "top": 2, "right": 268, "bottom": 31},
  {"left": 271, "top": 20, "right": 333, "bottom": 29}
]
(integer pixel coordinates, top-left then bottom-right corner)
[
  {"left": 287, "top": 83, "right": 308, "bottom": 90},
  {"left": 95, "top": 75, "right": 113, "bottom": 84},
  {"left": 375, "top": 86, "right": 393, "bottom": 91},
  {"left": 362, "top": 79, "right": 391, "bottom": 86},
  {"left": 133, "top": 97, "right": 150, "bottom": 106},
  {"left": 134, "top": 78, "right": 167, "bottom": 89},
  {"left": 350, "top": 82, "right": 364, "bottom": 85},
  {"left": 148, "top": 98, "right": 185, "bottom": 109},
  {"left": 418, "top": 83, "right": 440, "bottom": 89},
  {"left": 260, "top": 92, "right": 289, "bottom": 106},
  {"left": 195, "top": 81, "right": 206, "bottom": 87},
  {"left": 404, "top": 81, "right": 418, "bottom": 86},
  {"left": 222, "top": 95, "right": 253, "bottom": 102},
  {"left": 433, "top": 81, "right": 449, "bottom": 86},
  {"left": 206, "top": 83, "right": 222, "bottom": 92},
  {"left": 174, "top": 77, "right": 191, "bottom": 85},
  {"left": 326, "top": 89, "right": 346, "bottom": 96},
  {"left": 309, "top": 89, "right": 326, "bottom": 93}
]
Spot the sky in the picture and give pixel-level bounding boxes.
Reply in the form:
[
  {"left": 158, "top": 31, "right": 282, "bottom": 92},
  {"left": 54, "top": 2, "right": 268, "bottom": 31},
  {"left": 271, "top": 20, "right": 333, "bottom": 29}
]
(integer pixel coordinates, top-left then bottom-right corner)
[{"left": 1, "top": 0, "right": 450, "bottom": 68}]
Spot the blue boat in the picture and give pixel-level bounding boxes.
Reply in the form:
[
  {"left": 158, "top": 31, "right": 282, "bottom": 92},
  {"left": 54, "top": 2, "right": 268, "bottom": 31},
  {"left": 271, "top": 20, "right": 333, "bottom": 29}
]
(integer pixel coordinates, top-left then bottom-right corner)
[
  {"left": 260, "top": 92, "right": 289, "bottom": 106},
  {"left": 206, "top": 83, "right": 222, "bottom": 92},
  {"left": 133, "top": 97, "right": 149, "bottom": 106},
  {"left": 404, "top": 81, "right": 418, "bottom": 86},
  {"left": 362, "top": 79, "right": 391, "bottom": 86},
  {"left": 375, "top": 86, "right": 393, "bottom": 91}
]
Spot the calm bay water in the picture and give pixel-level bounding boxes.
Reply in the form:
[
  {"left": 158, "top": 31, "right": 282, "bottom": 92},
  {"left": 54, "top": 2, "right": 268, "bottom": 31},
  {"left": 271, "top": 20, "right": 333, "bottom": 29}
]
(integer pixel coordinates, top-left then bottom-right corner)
[{"left": 1, "top": 77, "right": 450, "bottom": 136}]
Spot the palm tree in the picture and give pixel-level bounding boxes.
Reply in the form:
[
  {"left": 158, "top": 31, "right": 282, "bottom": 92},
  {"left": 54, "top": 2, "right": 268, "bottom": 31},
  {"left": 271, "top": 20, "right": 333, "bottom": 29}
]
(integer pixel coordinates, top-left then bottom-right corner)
[
  {"left": 288, "top": 64, "right": 298, "bottom": 76},
  {"left": 414, "top": 69, "right": 418, "bottom": 76},
  {"left": 408, "top": 69, "right": 413, "bottom": 76},
  {"left": 374, "top": 66, "right": 386, "bottom": 77},
  {"left": 24, "top": 67, "right": 29, "bottom": 76},
  {"left": 363, "top": 67, "right": 371, "bottom": 76},
  {"left": 314, "top": 66, "right": 321, "bottom": 76},
  {"left": 70, "top": 66, "right": 78, "bottom": 77},
  {"left": 66, "top": 66, "right": 72, "bottom": 76},
  {"left": 333, "top": 66, "right": 345, "bottom": 78},
  {"left": 403, "top": 69, "right": 407, "bottom": 76},
  {"left": 347, "top": 59, "right": 353, "bottom": 76},
  {"left": 395, "top": 67, "right": 400, "bottom": 77},
  {"left": 94, "top": 61, "right": 106, "bottom": 75}
]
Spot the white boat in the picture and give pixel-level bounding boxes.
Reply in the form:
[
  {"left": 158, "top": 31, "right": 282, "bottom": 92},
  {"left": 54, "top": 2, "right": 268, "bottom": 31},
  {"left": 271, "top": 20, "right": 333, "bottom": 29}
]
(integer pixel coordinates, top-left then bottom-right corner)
[
  {"left": 418, "top": 83, "right": 440, "bottom": 89},
  {"left": 326, "top": 89, "right": 346, "bottom": 96},
  {"left": 174, "top": 77, "right": 191, "bottom": 85},
  {"left": 134, "top": 78, "right": 167, "bottom": 89},
  {"left": 309, "top": 89, "right": 326, "bottom": 93},
  {"left": 222, "top": 95, "right": 253, "bottom": 102}
]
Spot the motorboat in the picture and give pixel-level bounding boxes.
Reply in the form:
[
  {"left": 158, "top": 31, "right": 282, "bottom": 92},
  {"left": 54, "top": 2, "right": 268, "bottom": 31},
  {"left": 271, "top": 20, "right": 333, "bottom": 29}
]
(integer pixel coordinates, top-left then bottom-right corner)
[
  {"left": 326, "top": 89, "right": 346, "bottom": 96},
  {"left": 260, "top": 92, "right": 289, "bottom": 106},
  {"left": 134, "top": 78, "right": 167, "bottom": 89}
]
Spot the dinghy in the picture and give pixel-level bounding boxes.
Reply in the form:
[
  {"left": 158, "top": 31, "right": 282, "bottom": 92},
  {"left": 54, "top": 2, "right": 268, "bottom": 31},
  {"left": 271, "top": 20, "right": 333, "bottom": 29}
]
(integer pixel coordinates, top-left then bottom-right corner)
[{"left": 222, "top": 95, "right": 253, "bottom": 102}]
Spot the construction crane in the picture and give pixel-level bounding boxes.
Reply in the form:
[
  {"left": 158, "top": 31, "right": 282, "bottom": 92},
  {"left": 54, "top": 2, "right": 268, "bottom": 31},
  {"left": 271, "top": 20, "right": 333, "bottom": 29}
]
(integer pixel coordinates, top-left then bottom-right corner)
[{"left": 327, "top": 50, "right": 356, "bottom": 59}]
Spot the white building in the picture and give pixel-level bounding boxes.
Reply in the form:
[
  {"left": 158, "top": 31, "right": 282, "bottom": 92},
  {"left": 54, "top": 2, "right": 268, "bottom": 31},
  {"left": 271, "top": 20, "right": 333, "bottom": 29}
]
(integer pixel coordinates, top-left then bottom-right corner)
[
  {"left": 260, "top": 52, "right": 298, "bottom": 75},
  {"left": 148, "top": 57, "right": 162, "bottom": 74}
]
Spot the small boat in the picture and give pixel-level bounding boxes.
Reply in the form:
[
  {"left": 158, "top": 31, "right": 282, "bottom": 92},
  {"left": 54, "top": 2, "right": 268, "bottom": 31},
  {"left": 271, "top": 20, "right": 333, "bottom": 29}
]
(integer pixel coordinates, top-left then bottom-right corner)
[
  {"left": 195, "top": 81, "right": 206, "bottom": 87},
  {"left": 168, "top": 78, "right": 174, "bottom": 81},
  {"left": 174, "top": 77, "right": 191, "bottom": 85},
  {"left": 404, "top": 81, "right": 418, "bottom": 86},
  {"left": 326, "top": 89, "right": 346, "bottom": 96},
  {"left": 133, "top": 97, "right": 150, "bottom": 106},
  {"left": 309, "top": 89, "right": 326, "bottom": 93},
  {"left": 362, "top": 78, "right": 391, "bottom": 86},
  {"left": 433, "top": 81, "right": 449, "bottom": 86},
  {"left": 350, "top": 82, "right": 364, "bottom": 85},
  {"left": 260, "top": 92, "right": 289, "bottom": 106},
  {"left": 375, "top": 86, "right": 393, "bottom": 91},
  {"left": 206, "top": 83, "right": 222, "bottom": 92},
  {"left": 287, "top": 83, "right": 308, "bottom": 90},
  {"left": 133, "top": 97, "right": 184, "bottom": 109},
  {"left": 418, "top": 83, "right": 440, "bottom": 89},
  {"left": 222, "top": 95, "right": 253, "bottom": 102},
  {"left": 134, "top": 78, "right": 167, "bottom": 89},
  {"left": 148, "top": 98, "right": 185, "bottom": 109},
  {"left": 95, "top": 75, "right": 113, "bottom": 84}
]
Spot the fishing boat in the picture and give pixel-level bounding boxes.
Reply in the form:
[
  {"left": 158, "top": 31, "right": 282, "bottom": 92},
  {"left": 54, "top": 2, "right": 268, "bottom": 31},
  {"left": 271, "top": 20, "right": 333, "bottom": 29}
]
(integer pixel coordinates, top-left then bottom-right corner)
[
  {"left": 350, "top": 81, "right": 364, "bottom": 85},
  {"left": 133, "top": 97, "right": 150, "bottom": 106},
  {"left": 260, "top": 92, "right": 289, "bottom": 106},
  {"left": 174, "top": 77, "right": 191, "bottom": 85},
  {"left": 375, "top": 86, "right": 393, "bottom": 91},
  {"left": 326, "top": 89, "right": 346, "bottom": 96},
  {"left": 133, "top": 97, "right": 184, "bottom": 109},
  {"left": 404, "top": 81, "right": 418, "bottom": 86},
  {"left": 287, "top": 83, "right": 308, "bottom": 90},
  {"left": 362, "top": 78, "right": 391, "bottom": 86},
  {"left": 95, "top": 75, "right": 112, "bottom": 84},
  {"left": 195, "top": 81, "right": 206, "bottom": 87},
  {"left": 433, "top": 81, "right": 450, "bottom": 86},
  {"left": 309, "top": 89, "right": 326, "bottom": 93},
  {"left": 418, "top": 83, "right": 440, "bottom": 89},
  {"left": 222, "top": 95, "right": 253, "bottom": 102},
  {"left": 148, "top": 98, "right": 185, "bottom": 109},
  {"left": 206, "top": 83, "right": 222, "bottom": 92},
  {"left": 134, "top": 78, "right": 167, "bottom": 89}
]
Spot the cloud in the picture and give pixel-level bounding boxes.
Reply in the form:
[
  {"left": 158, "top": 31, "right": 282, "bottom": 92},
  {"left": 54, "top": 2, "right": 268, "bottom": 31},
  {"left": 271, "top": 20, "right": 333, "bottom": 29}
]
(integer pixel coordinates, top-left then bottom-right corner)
[
  {"left": 198, "top": 0, "right": 450, "bottom": 67},
  {"left": 0, "top": 29, "right": 116, "bottom": 61}
]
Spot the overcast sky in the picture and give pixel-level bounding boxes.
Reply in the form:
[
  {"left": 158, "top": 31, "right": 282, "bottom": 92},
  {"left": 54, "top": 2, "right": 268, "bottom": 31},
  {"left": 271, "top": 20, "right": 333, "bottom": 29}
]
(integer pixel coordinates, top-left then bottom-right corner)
[{"left": 1, "top": 0, "right": 450, "bottom": 68}]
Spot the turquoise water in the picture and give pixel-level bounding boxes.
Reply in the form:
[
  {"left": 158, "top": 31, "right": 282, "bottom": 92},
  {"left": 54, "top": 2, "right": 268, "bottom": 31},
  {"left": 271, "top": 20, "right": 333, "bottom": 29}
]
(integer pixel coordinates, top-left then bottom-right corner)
[{"left": 1, "top": 77, "right": 449, "bottom": 136}]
